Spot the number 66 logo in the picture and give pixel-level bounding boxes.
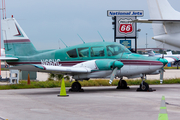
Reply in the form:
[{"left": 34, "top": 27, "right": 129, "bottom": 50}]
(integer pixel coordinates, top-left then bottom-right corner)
[{"left": 119, "top": 19, "right": 133, "bottom": 34}]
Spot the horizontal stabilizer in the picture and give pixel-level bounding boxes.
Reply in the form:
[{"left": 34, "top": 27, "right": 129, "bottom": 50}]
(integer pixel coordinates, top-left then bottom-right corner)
[
  {"left": 132, "top": 19, "right": 180, "bottom": 24},
  {"left": 0, "top": 56, "right": 18, "bottom": 60}
]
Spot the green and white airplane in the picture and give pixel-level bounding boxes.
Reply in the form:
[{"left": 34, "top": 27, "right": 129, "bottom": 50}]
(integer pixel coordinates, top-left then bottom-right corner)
[{"left": 1, "top": 17, "right": 168, "bottom": 91}]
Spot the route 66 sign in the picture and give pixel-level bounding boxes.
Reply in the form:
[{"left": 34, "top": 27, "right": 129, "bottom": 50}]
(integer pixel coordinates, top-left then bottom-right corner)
[
  {"left": 116, "top": 16, "right": 135, "bottom": 37},
  {"left": 119, "top": 18, "right": 133, "bottom": 33}
]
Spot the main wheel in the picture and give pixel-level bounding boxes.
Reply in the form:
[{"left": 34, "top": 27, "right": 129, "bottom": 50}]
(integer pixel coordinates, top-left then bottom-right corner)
[
  {"left": 71, "top": 82, "right": 81, "bottom": 92},
  {"left": 117, "top": 80, "right": 127, "bottom": 89},
  {"left": 140, "top": 81, "right": 149, "bottom": 91}
]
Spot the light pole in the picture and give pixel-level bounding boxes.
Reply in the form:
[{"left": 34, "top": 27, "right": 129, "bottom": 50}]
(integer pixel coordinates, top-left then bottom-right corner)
[{"left": 146, "top": 33, "right": 148, "bottom": 48}]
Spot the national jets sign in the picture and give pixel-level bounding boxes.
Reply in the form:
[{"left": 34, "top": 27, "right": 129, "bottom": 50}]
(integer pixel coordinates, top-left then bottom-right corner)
[
  {"left": 107, "top": 10, "right": 143, "bottom": 38},
  {"left": 107, "top": 10, "right": 144, "bottom": 53},
  {"left": 107, "top": 10, "right": 144, "bottom": 17}
]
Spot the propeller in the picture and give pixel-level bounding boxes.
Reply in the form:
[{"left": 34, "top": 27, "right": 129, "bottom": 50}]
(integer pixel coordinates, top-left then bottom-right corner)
[
  {"left": 158, "top": 58, "right": 167, "bottom": 84},
  {"left": 160, "top": 67, "right": 164, "bottom": 84},
  {"left": 109, "top": 67, "right": 118, "bottom": 84},
  {"left": 109, "top": 61, "right": 123, "bottom": 84}
]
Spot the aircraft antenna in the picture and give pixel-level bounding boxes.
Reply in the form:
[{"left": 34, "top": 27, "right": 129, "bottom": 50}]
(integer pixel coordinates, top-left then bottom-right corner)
[
  {"left": 77, "top": 34, "right": 85, "bottom": 44},
  {"left": 97, "top": 31, "right": 105, "bottom": 42},
  {"left": 58, "top": 40, "right": 61, "bottom": 49},
  {"left": 59, "top": 38, "right": 68, "bottom": 48},
  {"left": 4, "top": 0, "right": 6, "bottom": 19},
  {"left": 162, "top": 39, "right": 165, "bottom": 58},
  {"left": 2, "top": 0, "right": 4, "bottom": 19}
]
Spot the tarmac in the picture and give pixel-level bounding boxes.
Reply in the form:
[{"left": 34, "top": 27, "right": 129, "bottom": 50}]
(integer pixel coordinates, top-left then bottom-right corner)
[
  {"left": 0, "top": 70, "right": 180, "bottom": 120},
  {"left": 0, "top": 85, "right": 179, "bottom": 120}
]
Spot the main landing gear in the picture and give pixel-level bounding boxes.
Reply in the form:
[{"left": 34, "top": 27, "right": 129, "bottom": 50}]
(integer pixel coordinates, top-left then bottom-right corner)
[
  {"left": 69, "top": 81, "right": 84, "bottom": 92},
  {"left": 117, "top": 78, "right": 129, "bottom": 89},
  {"left": 137, "top": 74, "right": 156, "bottom": 92}
]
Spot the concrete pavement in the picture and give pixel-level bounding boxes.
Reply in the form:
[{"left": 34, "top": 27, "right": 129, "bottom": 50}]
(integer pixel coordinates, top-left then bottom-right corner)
[{"left": 0, "top": 85, "right": 179, "bottom": 120}]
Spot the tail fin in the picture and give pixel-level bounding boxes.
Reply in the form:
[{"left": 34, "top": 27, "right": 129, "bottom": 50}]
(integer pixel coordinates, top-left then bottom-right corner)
[
  {"left": 1, "top": 18, "right": 37, "bottom": 56},
  {"left": 147, "top": 0, "right": 180, "bottom": 36},
  {"left": 166, "top": 51, "right": 172, "bottom": 56},
  {"left": 145, "top": 49, "right": 155, "bottom": 56}
]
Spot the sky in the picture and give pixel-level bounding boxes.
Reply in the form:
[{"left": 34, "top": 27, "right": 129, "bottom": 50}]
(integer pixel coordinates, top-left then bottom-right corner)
[{"left": 1, "top": 0, "right": 180, "bottom": 50}]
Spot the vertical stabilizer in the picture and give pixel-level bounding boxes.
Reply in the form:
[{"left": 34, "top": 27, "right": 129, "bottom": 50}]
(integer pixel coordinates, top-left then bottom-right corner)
[
  {"left": 146, "top": 49, "right": 155, "bottom": 56},
  {"left": 147, "top": 0, "right": 180, "bottom": 19},
  {"left": 147, "top": 0, "right": 180, "bottom": 36},
  {"left": 166, "top": 51, "right": 172, "bottom": 56},
  {"left": 2, "top": 18, "right": 37, "bottom": 56}
]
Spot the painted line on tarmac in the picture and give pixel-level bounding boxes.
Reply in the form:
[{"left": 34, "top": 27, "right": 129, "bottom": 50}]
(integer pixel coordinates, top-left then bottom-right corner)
[{"left": 0, "top": 117, "right": 8, "bottom": 120}]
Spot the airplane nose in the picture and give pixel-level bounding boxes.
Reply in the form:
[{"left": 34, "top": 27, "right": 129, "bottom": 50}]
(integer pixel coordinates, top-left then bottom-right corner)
[{"left": 159, "top": 58, "right": 168, "bottom": 66}]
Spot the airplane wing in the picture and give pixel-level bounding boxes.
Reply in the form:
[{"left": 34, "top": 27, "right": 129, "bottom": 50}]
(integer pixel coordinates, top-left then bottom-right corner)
[
  {"left": 0, "top": 56, "right": 18, "bottom": 60},
  {"left": 35, "top": 65, "right": 91, "bottom": 73},
  {"left": 8, "top": 59, "right": 124, "bottom": 76},
  {"left": 9, "top": 64, "right": 91, "bottom": 74},
  {"left": 132, "top": 19, "right": 180, "bottom": 24}
]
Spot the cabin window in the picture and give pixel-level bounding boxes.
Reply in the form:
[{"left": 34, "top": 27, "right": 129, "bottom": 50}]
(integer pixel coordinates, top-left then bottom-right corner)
[
  {"left": 107, "top": 45, "right": 122, "bottom": 56},
  {"left": 106, "top": 44, "right": 130, "bottom": 56},
  {"left": 66, "top": 49, "right": 78, "bottom": 58},
  {"left": 91, "top": 46, "right": 105, "bottom": 57},
  {"left": 78, "top": 47, "right": 89, "bottom": 57}
]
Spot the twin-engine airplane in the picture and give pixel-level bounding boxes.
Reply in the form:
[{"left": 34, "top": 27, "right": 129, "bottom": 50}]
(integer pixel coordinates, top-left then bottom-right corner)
[
  {"left": 145, "top": 49, "right": 179, "bottom": 63},
  {"left": 1, "top": 17, "right": 168, "bottom": 92}
]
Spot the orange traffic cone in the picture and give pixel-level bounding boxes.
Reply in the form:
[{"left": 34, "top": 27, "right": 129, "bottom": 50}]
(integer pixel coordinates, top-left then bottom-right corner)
[{"left": 27, "top": 73, "right": 30, "bottom": 85}]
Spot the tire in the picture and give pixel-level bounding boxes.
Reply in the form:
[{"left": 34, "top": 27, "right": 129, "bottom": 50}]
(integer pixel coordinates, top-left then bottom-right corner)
[
  {"left": 71, "top": 82, "right": 81, "bottom": 91},
  {"left": 118, "top": 80, "right": 127, "bottom": 88},
  {"left": 140, "top": 81, "right": 149, "bottom": 91}
]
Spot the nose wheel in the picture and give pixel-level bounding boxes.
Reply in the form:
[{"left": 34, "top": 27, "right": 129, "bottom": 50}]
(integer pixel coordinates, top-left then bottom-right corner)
[
  {"left": 137, "top": 74, "right": 155, "bottom": 92},
  {"left": 139, "top": 81, "right": 149, "bottom": 91}
]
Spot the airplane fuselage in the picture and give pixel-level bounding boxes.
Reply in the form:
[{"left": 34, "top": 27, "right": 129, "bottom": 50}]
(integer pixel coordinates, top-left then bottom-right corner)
[{"left": 6, "top": 42, "right": 165, "bottom": 79}]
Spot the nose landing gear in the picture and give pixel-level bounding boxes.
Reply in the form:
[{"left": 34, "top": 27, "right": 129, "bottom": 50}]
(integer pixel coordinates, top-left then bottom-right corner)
[{"left": 137, "top": 74, "right": 155, "bottom": 92}]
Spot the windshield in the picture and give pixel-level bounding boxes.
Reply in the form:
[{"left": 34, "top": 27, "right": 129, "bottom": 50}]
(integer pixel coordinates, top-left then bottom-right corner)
[{"left": 106, "top": 44, "right": 131, "bottom": 56}]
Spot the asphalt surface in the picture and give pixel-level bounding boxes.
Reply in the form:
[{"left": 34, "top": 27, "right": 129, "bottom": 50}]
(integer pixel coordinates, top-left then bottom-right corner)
[{"left": 0, "top": 85, "right": 179, "bottom": 120}]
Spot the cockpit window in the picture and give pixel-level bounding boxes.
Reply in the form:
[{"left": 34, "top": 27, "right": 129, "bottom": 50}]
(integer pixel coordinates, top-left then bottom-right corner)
[
  {"left": 91, "top": 46, "right": 105, "bottom": 57},
  {"left": 78, "top": 47, "right": 89, "bottom": 57},
  {"left": 106, "top": 44, "right": 131, "bottom": 56},
  {"left": 66, "top": 49, "right": 78, "bottom": 58}
]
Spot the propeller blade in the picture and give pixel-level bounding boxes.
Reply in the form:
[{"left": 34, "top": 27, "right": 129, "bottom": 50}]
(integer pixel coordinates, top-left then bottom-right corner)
[
  {"left": 160, "top": 68, "right": 164, "bottom": 84},
  {"left": 109, "top": 67, "right": 118, "bottom": 84}
]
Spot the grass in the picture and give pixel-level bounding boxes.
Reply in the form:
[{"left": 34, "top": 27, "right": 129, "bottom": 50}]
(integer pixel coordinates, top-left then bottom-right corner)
[
  {"left": 1, "top": 68, "right": 9, "bottom": 71},
  {"left": 0, "top": 78, "right": 180, "bottom": 90},
  {"left": 164, "top": 67, "right": 180, "bottom": 69}
]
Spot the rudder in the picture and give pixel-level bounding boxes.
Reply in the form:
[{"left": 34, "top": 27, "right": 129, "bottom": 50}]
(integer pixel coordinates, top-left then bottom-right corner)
[{"left": 1, "top": 18, "right": 37, "bottom": 56}]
